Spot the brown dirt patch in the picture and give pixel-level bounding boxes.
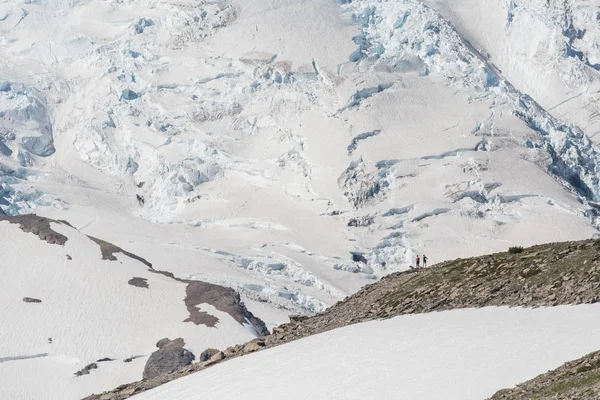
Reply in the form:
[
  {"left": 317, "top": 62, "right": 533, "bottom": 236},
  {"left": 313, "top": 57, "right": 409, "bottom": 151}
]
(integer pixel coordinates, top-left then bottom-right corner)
[
  {"left": 0, "top": 214, "right": 71, "bottom": 245},
  {"left": 148, "top": 269, "right": 267, "bottom": 334},
  {"left": 87, "top": 236, "right": 152, "bottom": 267}
]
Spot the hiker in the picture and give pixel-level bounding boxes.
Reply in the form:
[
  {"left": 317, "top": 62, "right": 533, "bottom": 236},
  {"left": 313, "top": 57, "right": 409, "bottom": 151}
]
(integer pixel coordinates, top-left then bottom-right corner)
[
  {"left": 423, "top": 254, "right": 427, "bottom": 268},
  {"left": 416, "top": 255, "right": 420, "bottom": 269}
]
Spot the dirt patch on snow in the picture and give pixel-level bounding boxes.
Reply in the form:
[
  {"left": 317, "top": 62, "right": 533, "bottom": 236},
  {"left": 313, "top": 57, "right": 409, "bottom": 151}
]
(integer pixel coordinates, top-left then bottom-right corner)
[
  {"left": 0, "top": 215, "right": 71, "bottom": 245},
  {"left": 87, "top": 236, "right": 152, "bottom": 267},
  {"left": 148, "top": 269, "right": 267, "bottom": 334},
  {"left": 128, "top": 277, "right": 149, "bottom": 289}
]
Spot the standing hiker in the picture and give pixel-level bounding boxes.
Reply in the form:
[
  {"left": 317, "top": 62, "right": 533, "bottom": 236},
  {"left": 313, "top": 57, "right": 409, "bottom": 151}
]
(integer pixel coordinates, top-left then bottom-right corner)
[
  {"left": 416, "top": 255, "right": 421, "bottom": 269},
  {"left": 423, "top": 254, "right": 427, "bottom": 268}
]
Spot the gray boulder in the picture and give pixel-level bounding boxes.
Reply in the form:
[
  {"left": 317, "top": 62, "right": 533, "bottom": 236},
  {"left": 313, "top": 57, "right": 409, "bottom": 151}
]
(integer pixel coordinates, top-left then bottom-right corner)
[
  {"left": 199, "top": 348, "right": 220, "bottom": 362},
  {"left": 142, "top": 338, "right": 195, "bottom": 379}
]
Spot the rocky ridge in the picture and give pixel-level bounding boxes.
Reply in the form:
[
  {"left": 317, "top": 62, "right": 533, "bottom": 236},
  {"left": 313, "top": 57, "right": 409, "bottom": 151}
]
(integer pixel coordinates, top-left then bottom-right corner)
[
  {"left": 86, "top": 238, "right": 600, "bottom": 400},
  {"left": 490, "top": 350, "right": 600, "bottom": 400}
]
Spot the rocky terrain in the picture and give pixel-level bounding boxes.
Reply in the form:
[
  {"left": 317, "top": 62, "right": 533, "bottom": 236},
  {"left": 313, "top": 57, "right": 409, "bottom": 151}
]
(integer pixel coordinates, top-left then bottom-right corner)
[
  {"left": 490, "top": 350, "right": 600, "bottom": 400},
  {"left": 86, "top": 238, "right": 600, "bottom": 399}
]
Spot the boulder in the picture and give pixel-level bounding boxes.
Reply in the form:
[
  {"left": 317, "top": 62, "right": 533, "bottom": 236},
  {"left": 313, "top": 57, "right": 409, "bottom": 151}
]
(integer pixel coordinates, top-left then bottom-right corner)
[
  {"left": 203, "top": 351, "right": 224, "bottom": 367},
  {"left": 199, "top": 348, "right": 220, "bottom": 362},
  {"left": 243, "top": 340, "right": 265, "bottom": 354},
  {"left": 143, "top": 338, "right": 194, "bottom": 379}
]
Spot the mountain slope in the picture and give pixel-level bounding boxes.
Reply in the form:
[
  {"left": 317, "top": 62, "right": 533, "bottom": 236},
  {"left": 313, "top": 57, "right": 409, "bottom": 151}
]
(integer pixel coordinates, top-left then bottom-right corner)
[
  {"left": 3, "top": 0, "right": 600, "bottom": 397},
  {"left": 490, "top": 350, "right": 600, "bottom": 400},
  {"left": 0, "top": 215, "right": 264, "bottom": 400},
  {"left": 87, "top": 238, "right": 600, "bottom": 399},
  {"left": 129, "top": 305, "right": 600, "bottom": 400}
]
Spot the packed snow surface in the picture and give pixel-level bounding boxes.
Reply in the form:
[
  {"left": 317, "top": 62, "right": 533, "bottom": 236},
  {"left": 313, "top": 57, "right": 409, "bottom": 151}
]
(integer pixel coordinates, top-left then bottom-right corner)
[
  {"left": 0, "top": 220, "right": 258, "bottom": 400},
  {"left": 134, "top": 305, "right": 600, "bottom": 400},
  {"left": 2, "top": 0, "right": 600, "bottom": 396}
]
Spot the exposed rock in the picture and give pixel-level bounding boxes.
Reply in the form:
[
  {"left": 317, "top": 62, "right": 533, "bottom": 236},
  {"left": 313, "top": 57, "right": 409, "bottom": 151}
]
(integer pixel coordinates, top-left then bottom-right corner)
[
  {"left": 243, "top": 340, "right": 265, "bottom": 354},
  {"left": 347, "top": 215, "right": 374, "bottom": 227},
  {"left": 149, "top": 269, "right": 268, "bottom": 335},
  {"left": 86, "top": 239, "right": 600, "bottom": 400},
  {"left": 87, "top": 236, "right": 152, "bottom": 267},
  {"left": 123, "top": 355, "right": 144, "bottom": 363},
  {"left": 128, "top": 277, "right": 149, "bottom": 289},
  {"left": 203, "top": 351, "right": 224, "bottom": 367},
  {"left": 96, "top": 358, "right": 115, "bottom": 363},
  {"left": 142, "top": 338, "right": 195, "bottom": 380},
  {"left": 489, "top": 350, "right": 600, "bottom": 400},
  {"left": 74, "top": 363, "right": 98, "bottom": 377},
  {"left": 199, "top": 348, "right": 219, "bottom": 362},
  {"left": 66, "top": 254, "right": 72, "bottom": 260},
  {"left": 23, "top": 297, "right": 42, "bottom": 303},
  {"left": 0, "top": 215, "right": 71, "bottom": 245}
]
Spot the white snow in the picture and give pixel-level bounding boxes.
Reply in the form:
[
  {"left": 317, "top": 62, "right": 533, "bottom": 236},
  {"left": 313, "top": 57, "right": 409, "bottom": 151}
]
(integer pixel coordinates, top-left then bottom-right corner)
[
  {"left": 0, "top": 221, "right": 258, "bottom": 400},
  {"left": 134, "top": 305, "right": 600, "bottom": 400},
  {"left": 2, "top": 0, "right": 600, "bottom": 396}
]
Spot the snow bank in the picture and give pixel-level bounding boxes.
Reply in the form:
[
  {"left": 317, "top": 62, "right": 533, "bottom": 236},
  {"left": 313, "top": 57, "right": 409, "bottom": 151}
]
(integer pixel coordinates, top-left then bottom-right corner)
[{"left": 134, "top": 305, "right": 600, "bottom": 400}]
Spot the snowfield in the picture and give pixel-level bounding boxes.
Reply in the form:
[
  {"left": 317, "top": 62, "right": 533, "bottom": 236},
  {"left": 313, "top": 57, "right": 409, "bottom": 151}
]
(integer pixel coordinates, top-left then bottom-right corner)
[
  {"left": 133, "top": 305, "right": 600, "bottom": 400},
  {"left": 0, "top": 219, "right": 260, "bottom": 400},
  {"left": 2, "top": 0, "right": 600, "bottom": 396}
]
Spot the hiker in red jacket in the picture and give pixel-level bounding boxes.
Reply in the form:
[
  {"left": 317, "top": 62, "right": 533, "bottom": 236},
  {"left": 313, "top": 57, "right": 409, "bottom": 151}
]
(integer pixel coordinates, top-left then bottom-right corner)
[{"left": 416, "top": 255, "right": 421, "bottom": 269}]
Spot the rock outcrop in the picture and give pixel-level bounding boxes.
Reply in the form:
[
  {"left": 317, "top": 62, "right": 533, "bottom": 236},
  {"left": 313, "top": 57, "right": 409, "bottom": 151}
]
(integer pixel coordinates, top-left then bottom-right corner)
[
  {"left": 0, "top": 215, "right": 71, "bottom": 245},
  {"left": 199, "top": 348, "right": 220, "bottom": 362},
  {"left": 489, "top": 350, "right": 600, "bottom": 400},
  {"left": 142, "top": 338, "right": 195, "bottom": 380},
  {"left": 85, "top": 238, "right": 600, "bottom": 400},
  {"left": 74, "top": 363, "right": 98, "bottom": 377}
]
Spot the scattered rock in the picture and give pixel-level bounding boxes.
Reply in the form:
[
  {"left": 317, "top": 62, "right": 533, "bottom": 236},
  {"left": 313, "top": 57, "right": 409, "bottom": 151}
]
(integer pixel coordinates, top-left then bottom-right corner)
[
  {"left": 123, "top": 355, "right": 144, "bottom": 363},
  {"left": 97, "top": 358, "right": 115, "bottom": 363},
  {"left": 142, "top": 338, "right": 195, "bottom": 380},
  {"left": 67, "top": 254, "right": 72, "bottom": 260},
  {"left": 23, "top": 297, "right": 42, "bottom": 303},
  {"left": 347, "top": 215, "right": 374, "bottom": 227},
  {"left": 74, "top": 363, "right": 98, "bottom": 377},
  {"left": 351, "top": 252, "right": 368, "bottom": 264}
]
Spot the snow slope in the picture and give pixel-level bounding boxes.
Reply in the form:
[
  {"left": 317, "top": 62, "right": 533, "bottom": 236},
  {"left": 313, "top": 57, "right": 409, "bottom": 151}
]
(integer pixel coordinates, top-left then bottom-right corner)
[
  {"left": 2, "top": 0, "right": 600, "bottom": 396},
  {"left": 133, "top": 305, "right": 600, "bottom": 400},
  {"left": 0, "top": 219, "right": 260, "bottom": 400}
]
